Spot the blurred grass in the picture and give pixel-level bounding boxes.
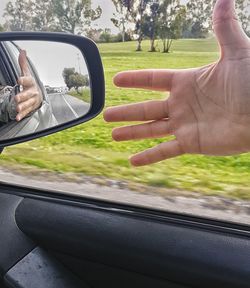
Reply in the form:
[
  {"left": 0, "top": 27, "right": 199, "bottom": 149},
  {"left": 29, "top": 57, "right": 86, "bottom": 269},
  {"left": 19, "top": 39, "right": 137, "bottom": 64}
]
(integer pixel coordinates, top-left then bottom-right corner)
[{"left": 2, "top": 38, "right": 250, "bottom": 200}]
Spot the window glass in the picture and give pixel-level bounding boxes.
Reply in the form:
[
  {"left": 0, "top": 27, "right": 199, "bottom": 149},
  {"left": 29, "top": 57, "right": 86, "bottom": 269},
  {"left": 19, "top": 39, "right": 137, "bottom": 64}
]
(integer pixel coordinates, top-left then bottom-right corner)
[
  {"left": 0, "top": 63, "right": 7, "bottom": 86},
  {"left": 0, "top": 0, "right": 249, "bottom": 225},
  {"left": 3, "top": 41, "right": 22, "bottom": 77},
  {"left": 3, "top": 41, "right": 43, "bottom": 92}
]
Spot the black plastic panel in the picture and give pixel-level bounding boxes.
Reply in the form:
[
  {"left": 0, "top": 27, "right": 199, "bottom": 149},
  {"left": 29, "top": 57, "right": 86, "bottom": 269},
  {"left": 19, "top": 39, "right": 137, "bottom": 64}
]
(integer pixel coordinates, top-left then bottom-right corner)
[
  {"left": 0, "top": 193, "right": 35, "bottom": 277},
  {"left": 4, "top": 247, "right": 88, "bottom": 288},
  {"left": 15, "top": 198, "right": 250, "bottom": 288},
  {"left": 53, "top": 252, "right": 188, "bottom": 288}
]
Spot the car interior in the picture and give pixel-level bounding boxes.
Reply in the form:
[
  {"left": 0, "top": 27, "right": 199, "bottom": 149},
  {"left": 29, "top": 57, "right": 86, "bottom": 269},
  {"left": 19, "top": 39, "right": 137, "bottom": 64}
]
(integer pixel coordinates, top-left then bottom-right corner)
[{"left": 0, "top": 181, "right": 250, "bottom": 288}]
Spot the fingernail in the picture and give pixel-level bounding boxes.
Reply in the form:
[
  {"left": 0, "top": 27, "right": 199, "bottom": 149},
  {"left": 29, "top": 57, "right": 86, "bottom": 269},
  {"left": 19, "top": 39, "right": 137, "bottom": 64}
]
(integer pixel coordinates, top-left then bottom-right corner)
[
  {"left": 112, "top": 129, "right": 122, "bottom": 141},
  {"left": 103, "top": 110, "right": 110, "bottom": 122},
  {"left": 17, "top": 114, "right": 22, "bottom": 121},
  {"left": 129, "top": 156, "right": 141, "bottom": 167},
  {"left": 113, "top": 74, "right": 121, "bottom": 86}
]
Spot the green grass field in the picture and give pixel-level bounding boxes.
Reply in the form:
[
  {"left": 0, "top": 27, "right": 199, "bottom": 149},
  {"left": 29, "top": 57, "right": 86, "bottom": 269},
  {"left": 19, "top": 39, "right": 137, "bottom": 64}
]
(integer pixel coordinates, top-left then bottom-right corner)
[{"left": 1, "top": 38, "right": 250, "bottom": 200}]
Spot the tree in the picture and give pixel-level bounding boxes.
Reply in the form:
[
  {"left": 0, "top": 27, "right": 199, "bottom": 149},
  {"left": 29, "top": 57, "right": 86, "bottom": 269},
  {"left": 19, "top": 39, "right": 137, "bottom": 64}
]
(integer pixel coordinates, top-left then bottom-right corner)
[
  {"left": 158, "top": 0, "right": 185, "bottom": 53},
  {"left": 4, "top": 0, "right": 32, "bottom": 31},
  {"left": 185, "top": 0, "right": 250, "bottom": 38},
  {"left": 99, "top": 28, "right": 112, "bottom": 43},
  {"left": 85, "top": 28, "right": 103, "bottom": 41},
  {"left": 0, "top": 25, "right": 5, "bottom": 32},
  {"left": 63, "top": 68, "right": 89, "bottom": 93},
  {"left": 185, "top": 0, "right": 213, "bottom": 39},
  {"left": 111, "top": 0, "right": 133, "bottom": 42},
  {"left": 116, "top": 0, "right": 148, "bottom": 51},
  {"left": 69, "top": 73, "right": 89, "bottom": 93},
  {"left": 51, "top": 0, "right": 102, "bottom": 34},
  {"left": 30, "top": 0, "right": 57, "bottom": 32},
  {"left": 110, "top": 0, "right": 149, "bottom": 49},
  {"left": 4, "top": 0, "right": 102, "bottom": 33},
  {"left": 115, "top": 30, "right": 133, "bottom": 42},
  {"left": 236, "top": 0, "right": 250, "bottom": 36},
  {"left": 134, "top": 0, "right": 149, "bottom": 51},
  {"left": 63, "top": 68, "right": 76, "bottom": 90},
  {"left": 142, "top": 0, "right": 161, "bottom": 52}
]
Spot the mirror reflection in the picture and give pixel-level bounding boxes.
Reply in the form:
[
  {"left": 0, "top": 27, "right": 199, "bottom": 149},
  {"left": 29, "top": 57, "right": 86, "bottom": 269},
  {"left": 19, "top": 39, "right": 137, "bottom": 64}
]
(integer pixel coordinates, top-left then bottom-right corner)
[{"left": 0, "top": 40, "right": 91, "bottom": 140}]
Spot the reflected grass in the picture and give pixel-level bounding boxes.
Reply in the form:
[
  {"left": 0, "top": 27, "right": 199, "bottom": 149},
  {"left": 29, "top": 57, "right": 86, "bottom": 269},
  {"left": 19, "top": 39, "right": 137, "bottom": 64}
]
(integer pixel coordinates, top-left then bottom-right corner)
[{"left": 69, "top": 88, "right": 91, "bottom": 103}]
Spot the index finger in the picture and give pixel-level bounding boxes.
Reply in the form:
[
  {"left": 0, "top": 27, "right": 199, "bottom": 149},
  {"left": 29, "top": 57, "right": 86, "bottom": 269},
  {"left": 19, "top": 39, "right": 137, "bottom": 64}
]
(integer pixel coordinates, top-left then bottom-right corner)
[
  {"left": 114, "top": 69, "right": 176, "bottom": 92},
  {"left": 18, "top": 50, "right": 31, "bottom": 77}
]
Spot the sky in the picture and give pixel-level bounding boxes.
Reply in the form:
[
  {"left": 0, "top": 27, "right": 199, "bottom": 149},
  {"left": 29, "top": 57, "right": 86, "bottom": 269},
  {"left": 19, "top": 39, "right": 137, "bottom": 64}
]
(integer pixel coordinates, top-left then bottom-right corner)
[{"left": 0, "top": 1, "right": 7, "bottom": 23}]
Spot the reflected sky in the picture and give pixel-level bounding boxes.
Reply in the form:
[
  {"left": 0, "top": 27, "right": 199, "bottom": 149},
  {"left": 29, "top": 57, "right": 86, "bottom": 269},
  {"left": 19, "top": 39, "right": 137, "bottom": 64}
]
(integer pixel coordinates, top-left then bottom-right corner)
[{"left": 14, "top": 41, "right": 89, "bottom": 87}]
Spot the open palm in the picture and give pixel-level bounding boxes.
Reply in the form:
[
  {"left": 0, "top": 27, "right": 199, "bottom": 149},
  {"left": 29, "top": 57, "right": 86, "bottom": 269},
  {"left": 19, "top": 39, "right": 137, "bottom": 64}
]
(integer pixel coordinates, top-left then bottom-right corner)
[{"left": 104, "top": 0, "right": 250, "bottom": 166}]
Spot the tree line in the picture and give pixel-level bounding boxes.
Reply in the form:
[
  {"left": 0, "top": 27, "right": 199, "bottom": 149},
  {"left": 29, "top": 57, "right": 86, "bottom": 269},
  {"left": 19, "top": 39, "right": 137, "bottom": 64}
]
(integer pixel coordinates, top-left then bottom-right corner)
[
  {"left": 1, "top": 0, "right": 250, "bottom": 53},
  {"left": 111, "top": 0, "right": 250, "bottom": 52},
  {"left": 2, "top": 0, "right": 102, "bottom": 34}
]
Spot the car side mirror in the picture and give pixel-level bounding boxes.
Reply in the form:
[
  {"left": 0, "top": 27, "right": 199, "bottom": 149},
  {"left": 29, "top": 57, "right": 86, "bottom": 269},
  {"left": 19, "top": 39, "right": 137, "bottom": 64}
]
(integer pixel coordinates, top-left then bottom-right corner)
[{"left": 0, "top": 32, "right": 105, "bottom": 149}]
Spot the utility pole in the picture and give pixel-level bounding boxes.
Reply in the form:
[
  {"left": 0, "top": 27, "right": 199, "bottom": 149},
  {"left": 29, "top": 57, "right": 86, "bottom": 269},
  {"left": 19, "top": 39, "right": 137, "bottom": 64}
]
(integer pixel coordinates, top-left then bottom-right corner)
[{"left": 77, "top": 53, "right": 81, "bottom": 74}]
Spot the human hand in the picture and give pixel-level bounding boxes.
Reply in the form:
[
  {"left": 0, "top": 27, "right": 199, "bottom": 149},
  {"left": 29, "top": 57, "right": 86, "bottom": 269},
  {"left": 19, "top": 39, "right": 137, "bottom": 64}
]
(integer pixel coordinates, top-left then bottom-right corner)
[
  {"left": 16, "top": 50, "right": 43, "bottom": 122},
  {"left": 104, "top": 0, "right": 250, "bottom": 167}
]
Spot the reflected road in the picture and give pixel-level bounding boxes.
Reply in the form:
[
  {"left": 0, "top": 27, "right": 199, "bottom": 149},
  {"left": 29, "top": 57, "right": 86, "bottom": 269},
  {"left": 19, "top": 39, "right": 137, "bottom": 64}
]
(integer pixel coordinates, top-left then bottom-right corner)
[{"left": 49, "top": 93, "right": 90, "bottom": 124}]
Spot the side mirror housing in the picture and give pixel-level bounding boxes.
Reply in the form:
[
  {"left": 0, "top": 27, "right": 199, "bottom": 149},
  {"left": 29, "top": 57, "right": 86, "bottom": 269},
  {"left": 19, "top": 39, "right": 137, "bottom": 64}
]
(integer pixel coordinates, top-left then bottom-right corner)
[{"left": 0, "top": 32, "right": 105, "bottom": 148}]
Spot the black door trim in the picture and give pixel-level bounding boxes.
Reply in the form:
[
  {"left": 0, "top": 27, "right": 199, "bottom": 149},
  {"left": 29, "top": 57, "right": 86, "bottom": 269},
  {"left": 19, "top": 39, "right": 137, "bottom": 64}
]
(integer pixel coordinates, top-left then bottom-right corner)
[{"left": 0, "top": 181, "right": 249, "bottom": 238}]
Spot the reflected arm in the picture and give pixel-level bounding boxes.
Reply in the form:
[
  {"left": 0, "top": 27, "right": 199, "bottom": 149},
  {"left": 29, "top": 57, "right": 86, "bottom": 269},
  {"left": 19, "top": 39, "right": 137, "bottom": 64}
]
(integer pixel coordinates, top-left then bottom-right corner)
[{"left": 0, "top": 85, "right": 18, "bottom": 123}]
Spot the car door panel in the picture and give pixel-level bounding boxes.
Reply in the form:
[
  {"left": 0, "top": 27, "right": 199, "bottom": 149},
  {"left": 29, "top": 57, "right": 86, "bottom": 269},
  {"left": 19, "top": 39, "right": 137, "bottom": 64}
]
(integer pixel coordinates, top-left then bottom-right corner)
[
  {"left": 0, "top": 193, "right": 34, "bottom": 277},
  {"left": 5, "top": 247, "right": 88, "bottom": 288},
  {"left": 53, "top": 253, "right": 187, "bottom": 288},
  {"left": 0, "top": 183, "right": 249, "bottom": 288},
  {"left": 15, "top": 197, "right": 250, "bottom": 288}
]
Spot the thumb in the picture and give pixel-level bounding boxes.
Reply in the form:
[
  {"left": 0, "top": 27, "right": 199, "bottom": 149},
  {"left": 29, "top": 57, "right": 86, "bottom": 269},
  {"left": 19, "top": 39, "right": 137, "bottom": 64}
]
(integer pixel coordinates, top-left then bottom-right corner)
[
  {"left": 213, "top": 0, "right": 249, "bottom": 55},
  {"left": 18, "top": 50, "right": 30, "bottom": 77}
]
